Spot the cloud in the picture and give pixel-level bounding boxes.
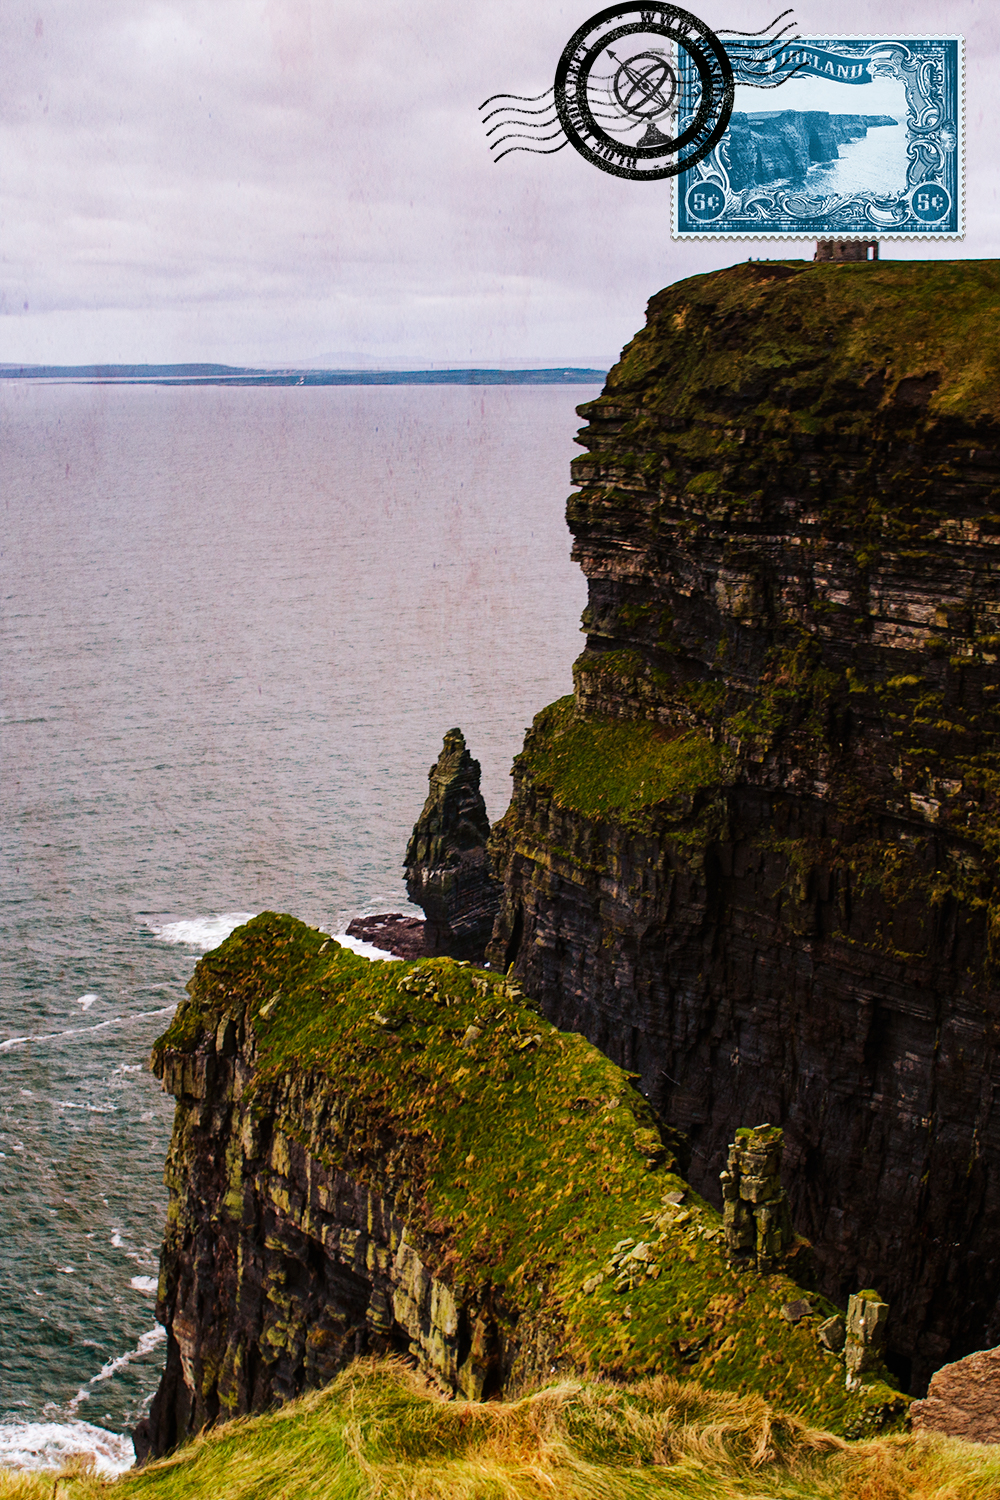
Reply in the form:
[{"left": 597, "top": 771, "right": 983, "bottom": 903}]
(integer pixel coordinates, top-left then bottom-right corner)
[{"left": 1, "top": 0, "right": 997, "bottom": 362}]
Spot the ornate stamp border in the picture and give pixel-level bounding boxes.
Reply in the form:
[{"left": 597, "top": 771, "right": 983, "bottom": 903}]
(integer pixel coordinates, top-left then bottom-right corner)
[{"left": 671, "top": 35, "right": 964, "bottom": 240}]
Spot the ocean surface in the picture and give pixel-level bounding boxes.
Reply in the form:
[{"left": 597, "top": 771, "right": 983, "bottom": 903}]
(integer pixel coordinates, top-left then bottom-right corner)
[
  {"left": 0, "top": 381, "right": 593, "bottom": 1470},
  {"left": 804, "top": 121, "right": 908, "bottom": 198}
]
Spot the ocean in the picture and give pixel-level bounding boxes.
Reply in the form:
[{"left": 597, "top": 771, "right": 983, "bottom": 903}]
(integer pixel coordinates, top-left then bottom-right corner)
[{"left": 0, "top": 380, "right": 593, "bottom": 1471}]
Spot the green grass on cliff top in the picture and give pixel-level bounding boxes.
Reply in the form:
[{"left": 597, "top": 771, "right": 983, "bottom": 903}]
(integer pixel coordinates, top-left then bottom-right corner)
[
  {"left": 609, "top": 259, "right": 1000, "bottom": 424},
  {"left": 156, "top": 914, "right": 895, "bottom": 1435},
  {"left": 7, "top": 1360, "right": 1000, "bottom": 1500}
]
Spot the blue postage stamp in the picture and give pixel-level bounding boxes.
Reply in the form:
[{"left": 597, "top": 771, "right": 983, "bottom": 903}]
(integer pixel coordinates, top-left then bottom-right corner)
[{"left": 672, "top": 36, "right": 964, "bottom": 240}]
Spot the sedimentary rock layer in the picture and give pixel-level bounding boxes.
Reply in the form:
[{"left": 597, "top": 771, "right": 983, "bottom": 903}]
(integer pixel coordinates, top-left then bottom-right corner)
[
  {"left": 137, "top": 912, "right": 887, "bottom": 1458},
  {"left": 487, "top": 261, "right": 1000, "bottom": 1390}
]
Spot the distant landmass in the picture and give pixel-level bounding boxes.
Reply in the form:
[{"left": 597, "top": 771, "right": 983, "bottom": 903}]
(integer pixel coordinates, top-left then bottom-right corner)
[
  {"left": 724, "top": 110, "right": 898, "bottom": 191},
  {"left": 0, "top": 363, "right": 608, "bottom": 386}
]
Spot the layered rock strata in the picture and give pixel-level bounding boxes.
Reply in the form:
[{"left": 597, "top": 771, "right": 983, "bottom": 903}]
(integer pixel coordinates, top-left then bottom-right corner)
[
  {"left": 137, "top": 912, "right": 891, "bottom": 1458},
  {"left": 487, "top": 261, "right": 1000, "bottom": 1389},
  {"left": 405, "top": 729, "right": 501, "bottom": 962}
]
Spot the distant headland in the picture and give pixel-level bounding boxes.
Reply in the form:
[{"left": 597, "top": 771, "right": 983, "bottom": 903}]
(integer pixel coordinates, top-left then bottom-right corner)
[{"left": 0, "top": 363, "right": 608, "bottom": 386}]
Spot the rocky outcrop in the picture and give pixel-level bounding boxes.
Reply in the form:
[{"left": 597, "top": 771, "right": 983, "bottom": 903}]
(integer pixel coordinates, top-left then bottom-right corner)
[
  {"left": 137, "top": 912, "right": 891, "bottom": 1459},
  {"left": 487, "top": 261, "right": 1000, "bottom": 1391},
  {"left": 720, "top": 1125, "right": 794, "bottom": 1274},
  {"left": 404, "top": 729, "right": 501, "bottom": 962},
  {"left": 724, "top": 111, "right": 897, "bottom": 190},
  {"left": 910, "top": 1345, "right": 1000, "bottom": 1442},
  {"left": 846, "top": 1291, "right": 890, "bottom": 1390},
  {"left": 345, "top": 912, "right": 426, "bottom": 959}
]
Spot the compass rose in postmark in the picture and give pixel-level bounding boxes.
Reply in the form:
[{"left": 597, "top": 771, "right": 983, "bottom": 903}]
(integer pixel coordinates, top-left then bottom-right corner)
[{"left": 554, "top": 3, "right": 734, "bottom": 179}]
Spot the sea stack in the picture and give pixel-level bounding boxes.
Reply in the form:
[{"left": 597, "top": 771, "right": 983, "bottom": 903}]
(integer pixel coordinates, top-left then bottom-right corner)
[{"left": 404, "top": 728, "right": 500, "bottom": 962}]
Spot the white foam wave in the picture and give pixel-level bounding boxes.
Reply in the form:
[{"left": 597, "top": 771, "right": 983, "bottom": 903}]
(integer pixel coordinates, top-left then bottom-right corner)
[
  {"left": 0, "top": 1419, "right": 134, "bottom": 1476},
  {"left": 68, "top": 1325, "right": 166, "bottom": 1415},
  {"left": 333, "top": 932, "right": 403, "bottom": 962},
  {"left": 130, "top": 1276, "right": 158, "bottom": 1293},
  {"left": 146, "top": 911, "right": 256, "bottom": 950},
  {"left": 0, "top": 1005, "right": 175, "bottom": 1053}
]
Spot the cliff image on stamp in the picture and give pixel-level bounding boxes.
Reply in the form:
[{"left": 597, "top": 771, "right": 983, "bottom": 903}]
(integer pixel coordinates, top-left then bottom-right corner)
[
  {"left": 675, "top": 34, "right": 964, "bottom": 238},
  {"left": 480, "top": 8, "right": 963, "bottom": 243}
]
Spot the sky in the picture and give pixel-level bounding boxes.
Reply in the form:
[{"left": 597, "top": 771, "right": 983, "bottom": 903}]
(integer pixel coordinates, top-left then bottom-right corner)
[{"left": 0, "top": 0, "right": 995, "bottom": 366}]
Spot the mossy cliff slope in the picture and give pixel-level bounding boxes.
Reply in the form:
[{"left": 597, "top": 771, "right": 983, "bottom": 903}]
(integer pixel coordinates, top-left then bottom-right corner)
[
  {"left": 136, "top": 913, "right": 891, "bottom": 1459},
  {"left": 487, "top": 261, "right": 1000, "bottom": 1390}
]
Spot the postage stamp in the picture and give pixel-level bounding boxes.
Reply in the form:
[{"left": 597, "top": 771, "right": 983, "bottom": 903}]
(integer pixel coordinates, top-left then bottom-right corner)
[{"left": 672, "top": 36, "right": 964, "bottom": 239}]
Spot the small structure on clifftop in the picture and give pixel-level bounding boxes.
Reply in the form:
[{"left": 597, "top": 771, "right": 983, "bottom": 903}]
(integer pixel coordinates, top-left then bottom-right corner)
[
  {"left": 814, "top": 238, "right": 879, "bottom": 261},
  {"left": 720, "top": 1124, "right": 794, "bottom": 1273},
  {"left": 404, "top": 728, "right": 501, "bottom": 963}
]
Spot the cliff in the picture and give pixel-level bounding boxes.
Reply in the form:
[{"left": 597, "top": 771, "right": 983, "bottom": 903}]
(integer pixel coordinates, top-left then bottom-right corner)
[
  {"left": 723, "top": 111, "right": 897, "bottom": 191},
  {"left": 135, "top": 912, "right": 897, "bottom": 1459},
  {"left": 487, "top": 260, "right": 1000, "bottom": 1392}
]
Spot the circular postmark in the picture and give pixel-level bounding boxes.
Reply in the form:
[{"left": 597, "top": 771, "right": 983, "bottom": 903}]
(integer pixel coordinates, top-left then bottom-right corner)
[{"left": 554, "top": 3, "right": 734, "bottom": 181}]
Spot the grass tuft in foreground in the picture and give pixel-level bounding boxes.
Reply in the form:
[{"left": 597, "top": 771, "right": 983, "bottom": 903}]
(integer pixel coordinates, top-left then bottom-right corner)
[{"left": 4, "top": 1358, "right": 1000, "bottom": 1500}]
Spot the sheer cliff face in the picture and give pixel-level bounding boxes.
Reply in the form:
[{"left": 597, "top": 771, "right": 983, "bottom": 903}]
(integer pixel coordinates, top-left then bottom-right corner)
[{"left": 487, "top": 261, "right": 1000, "bottom": 1390}]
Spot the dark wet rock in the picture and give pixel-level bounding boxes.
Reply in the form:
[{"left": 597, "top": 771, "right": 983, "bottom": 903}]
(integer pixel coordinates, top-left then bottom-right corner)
[
  {"left": 346, "top": 912, "right": 426, "bottom": 959},
  {"left": 405, "top": 729, "right": 501, "bottom": 963}
]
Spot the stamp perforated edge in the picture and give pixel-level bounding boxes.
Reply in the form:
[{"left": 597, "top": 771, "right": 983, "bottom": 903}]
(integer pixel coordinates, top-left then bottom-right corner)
[{"left": 669, "top": 34, "right": 965, "bottom": 241}]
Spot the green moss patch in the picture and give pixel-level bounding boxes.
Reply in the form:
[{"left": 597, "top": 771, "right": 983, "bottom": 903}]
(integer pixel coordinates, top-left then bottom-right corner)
[
  {"left": 513, "top": 696, "right": 727, "bottom": 826},
  {"left": 155, "top": 913, "right": 902, "bottom": 1433}
]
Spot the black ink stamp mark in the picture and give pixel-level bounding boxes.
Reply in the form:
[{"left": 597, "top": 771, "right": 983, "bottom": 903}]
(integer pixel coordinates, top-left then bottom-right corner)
[
  {"left": 479, "top": 10, "right": 805, "bottom": 171},
  {"left": 554, "top": 3, "right": 734, "bottom": 180}
]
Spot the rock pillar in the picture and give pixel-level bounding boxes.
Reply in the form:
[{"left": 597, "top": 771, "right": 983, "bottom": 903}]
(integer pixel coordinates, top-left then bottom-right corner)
[
  {"left": 845, "top": 1290, "right": 890, "bottom": 1389},
  {"left": 404, "top": 728, "right": 501, "bottom": 963},
  {"left": 720, "top": 1124, "right": 794, "bottom": 1273}
]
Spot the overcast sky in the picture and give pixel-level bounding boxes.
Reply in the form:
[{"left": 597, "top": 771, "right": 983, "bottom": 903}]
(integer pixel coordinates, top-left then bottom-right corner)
[{"left": 0, "top": 0, "right": 994, "bottom": 365}]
